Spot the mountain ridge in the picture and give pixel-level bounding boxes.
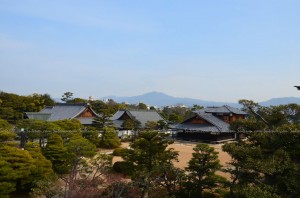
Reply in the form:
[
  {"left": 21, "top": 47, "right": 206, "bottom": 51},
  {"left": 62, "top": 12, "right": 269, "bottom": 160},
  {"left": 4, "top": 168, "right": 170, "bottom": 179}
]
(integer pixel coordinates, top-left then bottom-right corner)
[{"left": 101, "top": 91, "right": 300, "bottom": 108}]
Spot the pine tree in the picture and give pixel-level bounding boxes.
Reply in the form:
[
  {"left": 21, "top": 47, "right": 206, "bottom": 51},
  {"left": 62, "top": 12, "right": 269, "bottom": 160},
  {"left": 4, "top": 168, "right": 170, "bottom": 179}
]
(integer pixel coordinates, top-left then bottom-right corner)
[{"left": 185, "top": 143, "right": 225, "bottom": 198}]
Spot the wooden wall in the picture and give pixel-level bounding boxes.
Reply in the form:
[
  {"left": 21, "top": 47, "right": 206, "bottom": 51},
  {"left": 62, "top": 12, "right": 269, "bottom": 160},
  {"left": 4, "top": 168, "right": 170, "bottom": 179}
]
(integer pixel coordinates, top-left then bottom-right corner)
[
  {"left": 78, "top": 108, "right": 95, "bottom": 117},
  {"left": 188, "top": 117, "right": 210, "bottom": 124}
]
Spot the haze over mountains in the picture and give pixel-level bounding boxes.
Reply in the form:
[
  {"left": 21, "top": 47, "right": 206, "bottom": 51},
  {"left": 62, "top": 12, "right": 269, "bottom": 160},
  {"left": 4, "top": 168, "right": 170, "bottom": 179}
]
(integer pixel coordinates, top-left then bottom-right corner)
[{"left": 101, "top": 92, "right": 300, "bottom": 107}]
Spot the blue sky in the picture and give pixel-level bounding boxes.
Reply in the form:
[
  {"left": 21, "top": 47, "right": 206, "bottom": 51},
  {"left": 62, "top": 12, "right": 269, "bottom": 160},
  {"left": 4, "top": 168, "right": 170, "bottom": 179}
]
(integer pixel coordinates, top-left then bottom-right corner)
[{"left": 0, "top": 0, "right": 300, "bottom": 102}]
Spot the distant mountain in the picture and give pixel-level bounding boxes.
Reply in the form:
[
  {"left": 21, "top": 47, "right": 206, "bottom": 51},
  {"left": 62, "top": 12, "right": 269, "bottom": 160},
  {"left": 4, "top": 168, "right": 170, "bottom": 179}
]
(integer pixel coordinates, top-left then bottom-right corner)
[
  {"left": 259, "top": 97, "right": 300, "bottom": 106},
  {"left": 101, "top": 92, "right": 300, "bottom": 108},
  {"left": 101, "top": 91, "right": 239, "bottom": 107}
]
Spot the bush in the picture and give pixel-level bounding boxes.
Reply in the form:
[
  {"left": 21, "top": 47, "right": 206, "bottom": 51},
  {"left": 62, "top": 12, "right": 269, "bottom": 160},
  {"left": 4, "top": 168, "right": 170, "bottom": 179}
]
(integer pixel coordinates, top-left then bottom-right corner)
[
  {"left": 113, "top": 148, "right": 126, "bottom": 156},
  {"left": 100, "top": 128, "right": 121, "bottom": 149},
  {"left": 113, "top": 161, "right": 134, "bottom": 176}
]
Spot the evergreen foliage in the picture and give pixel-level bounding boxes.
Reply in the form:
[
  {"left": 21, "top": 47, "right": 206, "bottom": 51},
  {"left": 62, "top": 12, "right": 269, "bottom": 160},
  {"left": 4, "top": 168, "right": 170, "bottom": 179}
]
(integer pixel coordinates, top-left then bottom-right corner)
[
  {"left": 44, "top": 133, "right": 69, "bottom": 174},
  {"left": 0, "top": 145, "right": 35, "bottom": 195},
  {"left": 23, "top": 142, "right": 54, "bottom": 190},
  {"left": 122, "top": 131, "right": 178, "bottom": 198},
  {"left": 185, "top": 144, "right": 226, "bottom": 198},
  {"left": 0, "top": 119, "right": 12, "bottom": 130},
  {"left": 223, "top": 132, "right": 300, "bottom": 197},
  {"left": 0, "top": 91, "right": 55, "bottom": 123},
  {"left": 100, "top": 127, "right": 121, "bottom": 148}
]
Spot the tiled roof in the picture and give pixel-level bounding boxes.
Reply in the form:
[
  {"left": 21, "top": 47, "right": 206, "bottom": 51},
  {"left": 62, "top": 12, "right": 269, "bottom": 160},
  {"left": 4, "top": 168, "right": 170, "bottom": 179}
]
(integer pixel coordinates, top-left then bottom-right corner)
[
  {"left": 174, "top": 105, "right": 245, "bottom": 133},
  {"left": 25, "top": 103, "right": 98, "bottom": 124},
  {"left": 173, "top": 123, "right": 221, "bottom": 132},
  {"left": 76, "top": 117, "right": 95, "bottom": 125},
  {"left": 110, "top": 110, "right": 125, "bottom": 120},
  {"left": 40, "top": 103, "right": 88, "bottom": 121},
  {"left": 175, "top": 114, "right": 231, "bottom": 132},
  {"left": 112, "top": 109, "right": 165, "bottom": 128},
  {"left": 224, "top": 105, "right": 247, "bottom": 115},
  {"left": 197, "top": 105, "right": 247, "bottom": 115},
  {"left": 25, "top": 112, "right": 51, "bottom": 121},
  {"left": 197, "top": 113, "right": 230, "bottom": 132}
]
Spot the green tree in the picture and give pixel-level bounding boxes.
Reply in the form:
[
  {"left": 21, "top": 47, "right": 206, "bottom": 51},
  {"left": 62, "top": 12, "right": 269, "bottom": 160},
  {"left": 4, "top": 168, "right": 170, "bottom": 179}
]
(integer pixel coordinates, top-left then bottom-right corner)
[
  {"left": 185, "top": 143, "right": 225, "bottom": 198},
  {"left": 155, "top": 164, "right": 186, "bottom": 197},
  {"left": 92, "top": 109, "right": 114, "bottom": 143},
  {"left": 122, "top": 131, "right": 178, "bottom": 198},
  {"left": 0, "top": 91, "right": 53, "bottom": 123},
  {"left": 223, "top": 132, "right": 300, "bottom": 197},
  {"left": 168, "top": 113, "right": 182, "bottom": 123},
  {"left": 230, "top": 119, "right": 265, "bottom": 132},
  {"left": 41, "top": 93, "right": 55, "bottom": 106},
  {"left": 100, "top": 127, "right": 121, "bottom": 148},
  {"left": 0, "top": 119, "right": 12, "bottom": 130},
  {"left": 44, "top": 134, "right": 69, "bottom": 174},
  {"left": 0, "top": 130, "right": 16, "bottom": 143},
  {"left": 82, "top": 129, "right": 100, "bottom": 146},
  {"left": 0, "top": 159, "right": 16, "bottom": 198},
  {"left": 121, "top": 119, "right": 141, "bottom": 141},
  {"left": 160, "top": 105, "right": 191, "bottom": 123},
  {"left": 121, "top": 119, "right": 141, "bottom": 130},
  {"left": 222, "top": 141, "right": 262, "bottom": 197},
  {"left": 61, "top": 92, "right": 74, "bottom": 103},
  {"left": 92, "top": 110, "right": 114, "bottom": 130},
  {"left": 0, "top": 145, "right": 35, "bottom": 195},
  {"left": 54, "top": 119, "right": 83, "bottom": 131},
  {"left": 145, "top": 121, "right": 159, "bottom": 130},
  {"left": 157, "top": 120, "right": 168, "bottom": 130},
  {"left": 72, "top": 97, "right": 87, "bottom": 103},
  {"left": 138, "top": 102, "right": 148, "bottom": 110},
  {"left": 191, "top": 104, "right": 204, "bottom": 111},
  {"left": 23, "top": 142, "right": 54, "bottom": 190},
  {"left": 63, "top": 134, "right": 97, "bottom": 197},
  {"left": 232, "top": 100, "right": 300, "bottom": 132},
  {"left": 90, "top": 99, "right": 122, "bottom": 115},
  {"left": 0, "top": 131, "right": 19, "bottom": 197}
]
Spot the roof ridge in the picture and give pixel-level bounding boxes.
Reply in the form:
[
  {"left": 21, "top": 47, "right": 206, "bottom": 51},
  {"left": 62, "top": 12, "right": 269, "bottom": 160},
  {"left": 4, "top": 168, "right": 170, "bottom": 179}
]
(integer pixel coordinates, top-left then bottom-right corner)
[
  {"left": 124, "top": 110, "right": 137, "bottom": 120},
  {"left": 197, "top": 113, "right": 229, "bottom": 132},
  {"left": 128, "top": 109, "right": 157, "bottom": 112},
  {"left": 55, "top": 103, "right": 88, "bottom": 106},
  {"left": 223, "top": 105, "right": 232, "bottom": 113},
  {"left": 198, "top": 114, "right": 220, "bottom": 132}
]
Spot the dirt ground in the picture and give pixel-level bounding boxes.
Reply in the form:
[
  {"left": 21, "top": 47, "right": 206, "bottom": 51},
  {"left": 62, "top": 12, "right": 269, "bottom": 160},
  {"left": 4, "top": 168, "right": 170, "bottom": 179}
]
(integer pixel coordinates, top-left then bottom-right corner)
[
  {"left": 112, "top": 140, "right": 232, "bottom": 179},
  {"left": 168, "top": 141, "right": 232, "bottom": 179}
]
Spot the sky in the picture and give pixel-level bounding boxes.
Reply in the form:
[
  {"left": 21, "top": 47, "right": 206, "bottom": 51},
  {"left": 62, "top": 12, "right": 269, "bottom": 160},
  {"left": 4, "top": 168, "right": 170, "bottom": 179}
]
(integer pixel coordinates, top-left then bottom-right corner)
[{"left": 0, "top": 0, "right": 300, "bottom": 103}]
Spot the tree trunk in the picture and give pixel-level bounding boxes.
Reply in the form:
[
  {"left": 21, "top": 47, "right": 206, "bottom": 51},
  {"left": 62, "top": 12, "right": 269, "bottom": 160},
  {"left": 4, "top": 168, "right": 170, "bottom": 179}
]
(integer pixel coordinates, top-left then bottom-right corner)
[
  {"left": 197, "top": 181, "right": 202, "bottom": 198},
  {"left": 141, "top": 188, "right": 149, "bottom": 198}
]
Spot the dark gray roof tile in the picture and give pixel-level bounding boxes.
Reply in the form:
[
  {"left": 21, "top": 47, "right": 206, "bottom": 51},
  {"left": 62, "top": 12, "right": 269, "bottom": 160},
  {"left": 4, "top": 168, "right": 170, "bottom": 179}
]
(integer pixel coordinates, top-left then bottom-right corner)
[
  {"left": 26, "top": 103, "right": 98, "bottom": 125},
  {"left": 112, "top": 110, "right": 165, "bottom": 128},
  {"left": 174, "top": 123, "right": 221, "bottom": 132},
  {"left": 40, "top": 103, "right": 87, "bottom": 121},
  {"left": 197, "top": 113, "right": 230, "bottom": 132},
  {"left": 197, "top": 105, "right": 247, "bottom": 115}
]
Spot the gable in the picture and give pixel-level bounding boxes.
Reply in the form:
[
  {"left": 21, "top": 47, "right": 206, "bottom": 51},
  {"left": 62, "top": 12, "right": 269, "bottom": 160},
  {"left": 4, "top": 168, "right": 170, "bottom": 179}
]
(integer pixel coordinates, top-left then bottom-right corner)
[
  {"left": 119, "top": 112, "right": 132, "bottom": 120},
  {"left": 111, "top": 110, "right": 165, "bottom": 128},
  {"left": 77, "top": 108, "right": 97, "bottom": 118},
  {"left": 184, "top": 116, "right": 211, "bottom": 125}
]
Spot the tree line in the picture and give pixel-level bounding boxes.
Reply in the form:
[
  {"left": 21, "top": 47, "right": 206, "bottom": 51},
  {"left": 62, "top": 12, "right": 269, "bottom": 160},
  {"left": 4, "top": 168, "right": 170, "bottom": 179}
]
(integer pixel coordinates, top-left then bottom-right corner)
[
  {"left": 0, "top": 91, "right": 203, "bottom": 125},
  {"left": 230, "top": 99, "right": 300, "bottom": 132}
]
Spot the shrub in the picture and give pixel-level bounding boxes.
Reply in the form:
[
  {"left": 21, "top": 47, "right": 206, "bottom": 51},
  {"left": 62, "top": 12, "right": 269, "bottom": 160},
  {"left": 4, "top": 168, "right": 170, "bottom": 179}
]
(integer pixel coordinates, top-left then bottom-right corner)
[
  {"left": 113, "top": 161, "right": 133, "bottom": 176},
  {"left": 113, "top": 148, "right": 126, "bottom": 156},
  {"left": 100, "top": 128, "right": 121, "bottom": 149}
]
